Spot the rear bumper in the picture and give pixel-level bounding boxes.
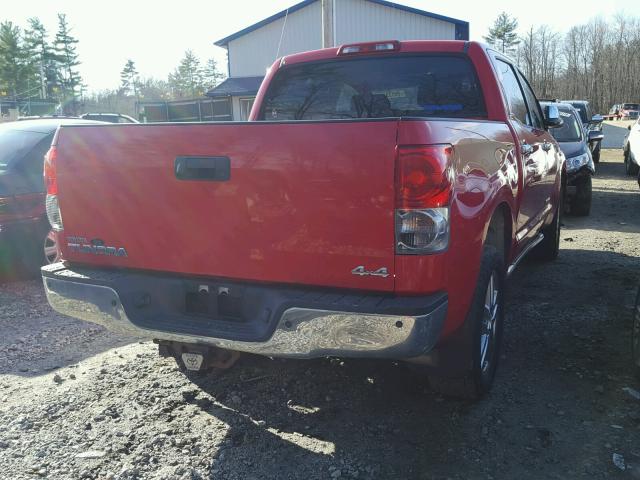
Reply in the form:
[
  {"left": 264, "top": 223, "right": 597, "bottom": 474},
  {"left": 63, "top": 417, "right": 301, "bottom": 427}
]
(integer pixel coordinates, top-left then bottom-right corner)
[{"left": 42, "top": 263, "right": 448, "bottom": 360}]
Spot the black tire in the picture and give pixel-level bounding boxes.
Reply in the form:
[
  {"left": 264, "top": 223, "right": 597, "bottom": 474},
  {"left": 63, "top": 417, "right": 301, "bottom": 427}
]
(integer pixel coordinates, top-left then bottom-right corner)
[
  {"left": 427, "top": 246, "right": 505, "bottom": 400},
  {"left": 625, "top": 147, "right": 640, "bottom": 176},
  {"left": 592, "top": 143, "right": 600, "bottom": 163},
  {"left": 633, "top": 287, "right": 640, "bottom": 381},
  {"left": 533, "top": 195, "right": 562, "bottom": 261},
  {"left": 570, "top": 175, "right": 592, "bottom": 217}
]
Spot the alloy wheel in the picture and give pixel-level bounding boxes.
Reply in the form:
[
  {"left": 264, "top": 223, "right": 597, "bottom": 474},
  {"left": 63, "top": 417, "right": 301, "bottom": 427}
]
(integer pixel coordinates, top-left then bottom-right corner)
[
  {"left": 480, "top": 271, "right": 500, "bottom": 373},
  {"left": 44, "top": 230, "right": 60, "bottom": 264}
]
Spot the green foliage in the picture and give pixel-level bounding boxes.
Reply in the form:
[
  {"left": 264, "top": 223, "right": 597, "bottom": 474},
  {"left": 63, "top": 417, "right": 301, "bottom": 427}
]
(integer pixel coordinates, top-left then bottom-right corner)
[
  {"left": 202, "top": 58, "right": 225, "bottom": 90},
  {"left": 54, "top": 13, "right": 82, "bottom": 109},
  {"left": 0, "top": 21, "right": 27, "bottom": 97},
  {"left": 0, "top": 14, "right": 227, "bottom": 114},
  {"left": 484, "top": 12, "right": 520, "bottom": 54},
  {"left": 168, "top": 50, "right": 204, "bottom": 98},
  {"left": 120, "top": 59, "right": 139, "bottom": 97},
  {"left": 24, "top": 17, "right": 60, "bottom": 99}
]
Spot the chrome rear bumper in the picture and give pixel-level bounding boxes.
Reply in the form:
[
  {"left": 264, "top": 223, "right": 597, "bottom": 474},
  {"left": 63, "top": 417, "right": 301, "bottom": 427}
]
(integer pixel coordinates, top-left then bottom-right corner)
[{"left": 42, "top": 264, "right": 447, "bottom": 360}]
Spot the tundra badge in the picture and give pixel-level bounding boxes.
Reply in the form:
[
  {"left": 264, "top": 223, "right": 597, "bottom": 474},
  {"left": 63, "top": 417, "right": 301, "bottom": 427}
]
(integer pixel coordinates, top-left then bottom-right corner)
[
  {"left": 351, "top": 266, "right": 390, "bottom": 278},
  {"left": 66, "top": 236, "right": 128, "bottom": 258}
]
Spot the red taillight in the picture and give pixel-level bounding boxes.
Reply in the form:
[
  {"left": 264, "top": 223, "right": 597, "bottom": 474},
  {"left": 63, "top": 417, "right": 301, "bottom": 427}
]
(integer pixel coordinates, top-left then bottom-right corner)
[
  {"left": 395, "top": 145, "right": 453, "bottom": 209},
  {"left": 338, "top": 41, "right": 400, "bottom": 55},
  {"left": 44, "top": 146, "right": 57, "bottom": 195}
]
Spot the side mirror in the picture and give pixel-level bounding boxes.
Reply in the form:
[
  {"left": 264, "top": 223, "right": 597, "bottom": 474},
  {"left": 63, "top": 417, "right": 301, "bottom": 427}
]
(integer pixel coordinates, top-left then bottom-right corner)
[
  {"left": 588, "top": 130, "right": 604, "bottom": 143},
  {"left": 544, "top": 104, "right": 563, "bottom": 128},
  {"left": 628, "top": 125, "right": 632, "bottom": 131},
  {"left": 591, "top": 114, "right": 603, "bottom": 123}
]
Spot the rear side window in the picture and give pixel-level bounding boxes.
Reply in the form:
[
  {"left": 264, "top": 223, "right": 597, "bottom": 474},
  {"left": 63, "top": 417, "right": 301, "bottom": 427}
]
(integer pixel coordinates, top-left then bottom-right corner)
[
  {"left": 260, "top": 55, "right": 486, "bottom": 120},
  {"left": 571, "top": 103, "right": 589, "bottom": 123},
  {"left": 0, "top": 129, "right": 49, "bottom": 170},
  {"left": 495, "top": 59, "right": 527, "bottom": 124},
  {"left": 18, "top": 134, "right": 53, "bottom": 191},
  {"left": 516, "top": 71, "right": 544, "bottom": 130}
]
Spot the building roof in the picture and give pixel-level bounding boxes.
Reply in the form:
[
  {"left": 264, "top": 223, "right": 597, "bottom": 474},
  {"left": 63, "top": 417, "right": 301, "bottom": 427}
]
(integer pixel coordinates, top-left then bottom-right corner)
[
  {"left": 214, "top": 0, "right": 469, "bottom": 47},
  {"left": 206, "top": 76, "right": 264, "bottom": 97}
]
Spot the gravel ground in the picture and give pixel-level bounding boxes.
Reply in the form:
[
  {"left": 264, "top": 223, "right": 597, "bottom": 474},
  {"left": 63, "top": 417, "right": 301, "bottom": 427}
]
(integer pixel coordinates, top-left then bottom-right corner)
[{"left": 1, "top": 149, "right": 639, "bottom": 480}]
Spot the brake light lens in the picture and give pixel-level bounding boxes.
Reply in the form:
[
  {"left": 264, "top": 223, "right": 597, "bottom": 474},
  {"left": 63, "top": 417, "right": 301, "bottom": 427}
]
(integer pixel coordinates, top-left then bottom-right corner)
[
  {"left": 338, "top": 41, "right": 400, "bottom": 56},
  {"left": 44, "top": 146, "right": 63, "bottom": 232},
  {"left": 396, "top": 145, "right": 452, "bottom": 209},
  {"left": 44, "top": 146, "right": 57, "bottom": 195},
  {"left": 395, "top": 145, "right": 452, "bottom": 254}
]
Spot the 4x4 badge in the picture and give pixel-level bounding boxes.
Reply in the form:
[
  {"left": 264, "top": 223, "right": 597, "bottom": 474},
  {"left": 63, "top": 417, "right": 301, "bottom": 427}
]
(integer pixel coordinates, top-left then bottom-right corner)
[{"left": 351, "top": 266, "right": 390, "bottom": 278}]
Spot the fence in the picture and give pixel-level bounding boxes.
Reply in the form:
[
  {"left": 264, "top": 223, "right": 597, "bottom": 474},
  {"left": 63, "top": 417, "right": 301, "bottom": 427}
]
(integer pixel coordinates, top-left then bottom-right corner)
[{"left": 137, "top": 97, "right": 232, "bottom": 122}]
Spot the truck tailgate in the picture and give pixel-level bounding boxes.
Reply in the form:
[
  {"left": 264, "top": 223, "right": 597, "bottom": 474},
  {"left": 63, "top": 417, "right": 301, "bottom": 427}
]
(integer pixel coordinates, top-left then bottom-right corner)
[{"left": 56, "top": 121, "right": 398, "bottom": 291}]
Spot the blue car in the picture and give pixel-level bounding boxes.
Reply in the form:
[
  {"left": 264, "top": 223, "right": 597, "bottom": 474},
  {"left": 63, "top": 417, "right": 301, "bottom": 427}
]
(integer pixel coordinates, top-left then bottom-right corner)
[{"left": 541, "top": 101, "right": 601, "bottom": 216}]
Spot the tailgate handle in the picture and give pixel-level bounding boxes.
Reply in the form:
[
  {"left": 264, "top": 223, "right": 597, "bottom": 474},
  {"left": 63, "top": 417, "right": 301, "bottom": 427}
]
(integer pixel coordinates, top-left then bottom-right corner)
[{"left": 175, "top": 156, "right": 230, "bottom": 181}]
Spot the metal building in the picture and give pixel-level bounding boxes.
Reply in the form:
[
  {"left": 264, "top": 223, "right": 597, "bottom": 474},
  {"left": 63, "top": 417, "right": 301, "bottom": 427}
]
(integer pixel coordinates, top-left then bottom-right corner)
[{"left": 207, "top": 0, "right": 469, "bottom": 120}]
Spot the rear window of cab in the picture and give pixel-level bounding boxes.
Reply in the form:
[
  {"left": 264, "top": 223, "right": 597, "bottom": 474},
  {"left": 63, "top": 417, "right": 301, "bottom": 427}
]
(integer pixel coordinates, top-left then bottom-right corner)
[{"left": 259, "top": 55, "right": 486, "bottom": 121}]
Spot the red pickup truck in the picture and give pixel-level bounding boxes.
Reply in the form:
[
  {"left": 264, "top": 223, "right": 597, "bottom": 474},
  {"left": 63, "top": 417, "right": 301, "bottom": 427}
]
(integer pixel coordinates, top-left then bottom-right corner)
[{"left": 42, "top": 40, "right": 565, "bottom": 399}]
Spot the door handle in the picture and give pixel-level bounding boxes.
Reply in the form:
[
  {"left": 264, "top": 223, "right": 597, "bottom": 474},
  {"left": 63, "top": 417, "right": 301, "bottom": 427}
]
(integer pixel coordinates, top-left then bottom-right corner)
[
  {"left": 521, "top": 141, "right": 534, "bottom": 156},
  {"left": 175, "top": 156, "right": 230, "bottom": 181}
]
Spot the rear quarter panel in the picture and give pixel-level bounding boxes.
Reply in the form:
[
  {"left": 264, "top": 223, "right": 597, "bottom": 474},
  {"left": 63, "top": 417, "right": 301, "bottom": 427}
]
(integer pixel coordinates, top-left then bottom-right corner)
[{"left": 396, "top": 119, "right": 517, "bottom": 336}]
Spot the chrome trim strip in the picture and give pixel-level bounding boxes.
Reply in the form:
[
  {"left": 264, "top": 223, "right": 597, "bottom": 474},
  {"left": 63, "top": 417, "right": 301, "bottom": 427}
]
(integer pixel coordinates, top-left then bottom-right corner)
[
  {"left": 507, "top": 233, "right": 544, "bottom": 277},
  {"left": 42, "top": 276, "right": 448, "bottom": 359}
]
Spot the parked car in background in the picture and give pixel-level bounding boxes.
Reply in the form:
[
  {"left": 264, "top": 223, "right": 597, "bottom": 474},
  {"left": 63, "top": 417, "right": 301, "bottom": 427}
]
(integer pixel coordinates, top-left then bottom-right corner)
[
  {"left": 562, "top": 100, "right": 604, "bottom": 162},
  {"left": 623, "top": 119, "right": 640, "bottom": 176},
  {"left": 42, "top": 40, "right": 565, "bottom": 400},
  {"left": 542, "top": 101, "right": 596, "bottom": 216},
  {"left": 80, "top": 113, "right": 138, "bottom": 123},
  {"left": 609, "top": 103, "right": 640, "bottom": 121},
  {"left": 0, "top": 118, "right": 103, "bottom": 277}
]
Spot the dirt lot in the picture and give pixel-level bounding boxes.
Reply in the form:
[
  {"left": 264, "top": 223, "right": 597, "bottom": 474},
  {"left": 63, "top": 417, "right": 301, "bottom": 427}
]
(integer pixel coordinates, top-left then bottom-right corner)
[{"left": 1, "top": 150, "right": 639, "bottom": 480}]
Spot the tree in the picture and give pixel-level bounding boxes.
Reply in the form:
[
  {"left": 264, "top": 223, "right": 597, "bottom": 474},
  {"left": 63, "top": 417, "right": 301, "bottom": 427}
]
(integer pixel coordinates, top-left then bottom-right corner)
[
  {"left": 484, "top": 12, "right": 520, "bottom": 54},
  {"left": 202, "top": 58, "right": 225, "bottom": 91},
  {"left": 120, "top": 59, "right": 139, "bottom": 97},
  {"left": 54, "top": 13, "right": 82, "bottom": 109},
  {"left": 168, "top": 50, "right": 204, "bottom": 98},
  {"left": 0, "top": 21, "right": 26, "bottom": 98},
  {"left": 24, "top": 17, "right": 58, "bottom": 99}
]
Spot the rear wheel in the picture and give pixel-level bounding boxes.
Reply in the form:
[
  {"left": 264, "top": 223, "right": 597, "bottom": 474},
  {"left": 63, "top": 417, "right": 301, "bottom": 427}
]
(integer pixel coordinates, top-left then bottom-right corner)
[
  {"left": 570, "top": 175, "right": 592, "bottom": 217},
  {"left": 44, "top": 230, "right": 60, "bottom": 264},
  {"left": 592, "top": 143, "right": 601, "bottom": 163},
  {"left": 533, "top": 194, "right": 562, "bottom": 261},
  {"left": 625, "top": 147, "right": 640, "bottom": 176},
  {"left": 633, "top": 288, "right": 640, "bottom": 380},
  {"left": 427, "top": 246, "right": 505, "bottom": 400}
]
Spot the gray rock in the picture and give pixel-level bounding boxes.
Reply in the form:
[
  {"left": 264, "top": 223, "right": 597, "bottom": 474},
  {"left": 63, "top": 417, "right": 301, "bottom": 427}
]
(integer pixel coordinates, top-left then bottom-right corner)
[
  {"left": 75, "top": 450, "right": 107, "bottom": 459},
  {"left": 613, "top": 453, "right": 626, "bottom": 471}
]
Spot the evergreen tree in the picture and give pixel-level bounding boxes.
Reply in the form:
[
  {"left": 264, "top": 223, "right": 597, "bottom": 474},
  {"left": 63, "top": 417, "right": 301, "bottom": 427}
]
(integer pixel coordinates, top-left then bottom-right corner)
[
  {"left": 24, "top": 17, "right": 57, "bottom": 99},
  {"left": 202, "top": 58, "right": 225, "bottom": 91},
  {"left": 120, "top": 59, "right": 139, "bottom": 97},
  {"left": 0, "top": 21, "right": 27, "bottom": 98},
  {"left": 54, "top": 13, "right": 82, "bottom": 107},
  {"left": 484, "top": 12, "right": 520, "bottom": 54},
  {"left": 168, "top": 50, "right": 203, "bottom": 98}
]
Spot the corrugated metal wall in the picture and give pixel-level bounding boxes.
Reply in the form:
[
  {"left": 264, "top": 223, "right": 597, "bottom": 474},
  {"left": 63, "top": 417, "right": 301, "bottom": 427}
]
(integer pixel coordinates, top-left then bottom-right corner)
[
  {"left": 227, "top": 2, "right": 322, "bottom": 77},
  {"left": 335, "top": 0, "right": 455, "bottom": 44},
  {"left": 226, "top": 0, "right": 460, "bottom": 78}
]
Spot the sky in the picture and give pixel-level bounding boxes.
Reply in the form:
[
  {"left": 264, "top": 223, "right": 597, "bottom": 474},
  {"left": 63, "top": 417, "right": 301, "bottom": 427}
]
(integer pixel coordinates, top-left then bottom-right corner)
[{"left": 2, "top": 0, "right": 639, "bottom": 92}]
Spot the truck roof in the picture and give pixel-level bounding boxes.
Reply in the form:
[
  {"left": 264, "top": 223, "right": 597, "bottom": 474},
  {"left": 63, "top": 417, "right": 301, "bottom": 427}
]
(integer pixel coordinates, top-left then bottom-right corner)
[{"left": 281, "top": 40, "right": 476, "bottom": 67}]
